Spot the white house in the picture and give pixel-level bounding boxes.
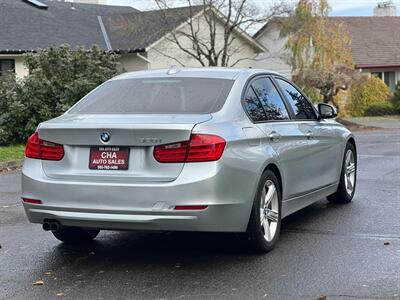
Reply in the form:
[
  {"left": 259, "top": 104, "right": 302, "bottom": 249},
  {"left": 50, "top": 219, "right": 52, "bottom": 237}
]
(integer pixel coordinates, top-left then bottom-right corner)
[
  {"left": 0, "top": 0, "right": 265, "bottom": 78},
  {"left": 254, "top": 1, "right": 400, "bottom": 91}
]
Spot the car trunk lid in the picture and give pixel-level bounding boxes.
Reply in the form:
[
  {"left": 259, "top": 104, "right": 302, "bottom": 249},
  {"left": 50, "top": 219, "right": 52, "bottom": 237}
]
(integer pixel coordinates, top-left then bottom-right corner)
[{"left": 38, "top": 114, "right": 212, "bottom": 183}]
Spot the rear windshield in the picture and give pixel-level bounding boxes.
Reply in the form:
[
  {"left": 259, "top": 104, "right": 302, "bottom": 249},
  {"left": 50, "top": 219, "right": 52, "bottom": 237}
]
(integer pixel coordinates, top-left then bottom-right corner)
[{"left": 69, "top": 77, "right": 234, "bottom": 114}]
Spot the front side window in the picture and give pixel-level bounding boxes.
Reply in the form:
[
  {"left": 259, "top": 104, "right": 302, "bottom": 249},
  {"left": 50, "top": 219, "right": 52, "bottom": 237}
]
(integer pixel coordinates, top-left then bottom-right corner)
[
  {"left": 69, "top": 77, "right": 234, "bottom": 114},
  {"left": 243, "top": 87, "right": 266, "bottom": 122},
  {"left": 275, "top": 78, "right": 317, "bottom": 120},
  {"left": 251, "top": 78, "right": 290, "bottom": 121},
  {"left": 0, "top": 59, "right": 15, "bottom": 76}
]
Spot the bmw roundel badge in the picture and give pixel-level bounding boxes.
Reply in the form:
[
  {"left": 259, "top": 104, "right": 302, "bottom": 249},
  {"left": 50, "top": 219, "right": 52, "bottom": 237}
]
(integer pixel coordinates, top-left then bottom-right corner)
[{"left": 100, "top": 132, "right": 110, "bottom": 143}]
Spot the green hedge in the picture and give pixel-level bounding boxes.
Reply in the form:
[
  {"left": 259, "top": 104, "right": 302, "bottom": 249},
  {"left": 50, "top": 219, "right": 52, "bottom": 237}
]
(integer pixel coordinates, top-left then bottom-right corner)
[
  {"left": 0, "top": 45, "right": 119, "bottom": 146},
  {"left": 393, "top": 82, "right": 400, "bottom": 113},
  {"left": 349, "top": 76, "right": 392, "bottom": 117},
  {"left": 364, "top": 102, "right": 397, "bottom": 116}
]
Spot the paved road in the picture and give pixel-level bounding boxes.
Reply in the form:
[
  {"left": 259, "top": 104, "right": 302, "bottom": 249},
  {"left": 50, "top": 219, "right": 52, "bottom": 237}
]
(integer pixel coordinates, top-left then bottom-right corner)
[{"left": 1, "top": 129, "right": 399, "bottom": 300}]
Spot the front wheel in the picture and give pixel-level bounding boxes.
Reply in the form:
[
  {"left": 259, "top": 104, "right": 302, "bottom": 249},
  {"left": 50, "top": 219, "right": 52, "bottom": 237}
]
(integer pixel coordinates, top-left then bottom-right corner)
[
  {"left": 52, "top": 227, "right": 100, "bottom": 244},
  {"left": 327, "top": 142, "right": 357, "bottom": 204},
  {"left": 246, "top": 170, "right": 282, "bottom": 253}
]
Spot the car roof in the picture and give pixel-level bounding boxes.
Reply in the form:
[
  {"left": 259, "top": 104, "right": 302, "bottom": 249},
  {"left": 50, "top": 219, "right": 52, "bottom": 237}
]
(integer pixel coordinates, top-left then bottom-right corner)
[{"left": 113, "top": 67, "right": 284, "bottom": 81}]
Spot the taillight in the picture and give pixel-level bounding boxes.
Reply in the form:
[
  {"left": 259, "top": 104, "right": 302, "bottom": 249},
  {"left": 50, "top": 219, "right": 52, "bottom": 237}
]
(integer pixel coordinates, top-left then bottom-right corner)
[
  {"left": 153, "top": 141, "right": 188, "bottom": 163},
  {"left": 22, "top": 198, "right": 43, "bottom": 204},
  {"left": 154, "top": 134, "right": 226, "bottom": 163},
  {"left": 186, "top": 134, "right": 226, "bottom": 162},
  {"left": 25, "top": 132, "right": 64, "bottom": 161}
]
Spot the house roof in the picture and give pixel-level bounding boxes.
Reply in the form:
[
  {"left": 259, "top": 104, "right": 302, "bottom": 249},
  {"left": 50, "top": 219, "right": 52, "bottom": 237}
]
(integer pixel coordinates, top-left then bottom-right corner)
[
  {"left": 333, "top": 17, "right": 400, "bottom": 68},
  {"left": 0, "top": 0, "right": 138, "bottom": 54},
  {"left": 254, "top": 16, "right": 400, "bottom": 69},
  {"left": 0, "top": 1, "right": 264, "bottom": 55},
  {"left": 101, "top": 5, "right": 265, "bottom": 52},
  {"left": 102, "top": 6, "right": 204, "bottom": 52}
]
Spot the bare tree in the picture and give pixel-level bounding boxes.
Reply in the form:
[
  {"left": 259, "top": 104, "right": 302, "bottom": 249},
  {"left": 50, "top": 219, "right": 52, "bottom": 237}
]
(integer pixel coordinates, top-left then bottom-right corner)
[
  {"left": 294, "top": 65, "right": 367, "bottom": 105},
  {"left": 153, "top": 0, "right": 291, "bottom": 67}
]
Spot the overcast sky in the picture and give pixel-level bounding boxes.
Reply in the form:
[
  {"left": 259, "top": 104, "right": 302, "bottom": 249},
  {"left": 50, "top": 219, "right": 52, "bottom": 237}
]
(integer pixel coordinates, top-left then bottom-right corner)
[{"left": 107, "top": 0, "right": 400, "bottom": 16}]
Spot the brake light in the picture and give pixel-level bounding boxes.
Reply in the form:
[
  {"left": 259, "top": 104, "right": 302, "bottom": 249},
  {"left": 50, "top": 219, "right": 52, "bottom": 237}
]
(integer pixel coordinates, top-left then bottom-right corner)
[
  {"left": 153, "top": 141, "right": 188, "bottom": 163},
  {"left": 186, "top": 134, "right": 226, "bottom": 162},
  {"left": 154, "top": 134, "right": 226, "bottom": 163},
  {"left": 25, "top": 132, "right": 64, "bottom": 161}
]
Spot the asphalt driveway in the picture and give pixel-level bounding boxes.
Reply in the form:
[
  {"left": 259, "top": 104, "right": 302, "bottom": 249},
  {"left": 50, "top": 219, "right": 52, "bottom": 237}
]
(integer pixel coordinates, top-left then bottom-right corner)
[{"left": 0, "top": 129, "right": 399, "bottom": 300}]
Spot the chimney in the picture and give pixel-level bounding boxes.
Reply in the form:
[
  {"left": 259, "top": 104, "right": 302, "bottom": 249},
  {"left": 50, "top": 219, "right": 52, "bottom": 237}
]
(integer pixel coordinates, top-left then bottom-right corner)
[{"left": 374, "top": 1, "right": 397, "bottom": 16}]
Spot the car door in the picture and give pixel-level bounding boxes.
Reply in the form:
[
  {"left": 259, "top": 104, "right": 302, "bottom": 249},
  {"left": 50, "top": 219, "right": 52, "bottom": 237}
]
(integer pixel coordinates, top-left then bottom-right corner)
[
  {"left": 273, "top": 77, "right": 341, "bottom": 195},
  {"left": 243, "top": 76, "right": 311, "bottom": 201}
]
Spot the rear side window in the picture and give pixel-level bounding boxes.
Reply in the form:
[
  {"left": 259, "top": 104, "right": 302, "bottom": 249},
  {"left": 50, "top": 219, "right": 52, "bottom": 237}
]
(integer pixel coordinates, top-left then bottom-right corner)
[
  {"left": 251, "top": 78, "right": 290, "bottom": 121},
  {"left": 243, "top": 87, "right": 267, "bottom": 122},
  {"left": 275, "top": 78, "right": 317, "bottom": 120},
  {"left": 69, "top": 77, "right": 234, "bottom": 114}
]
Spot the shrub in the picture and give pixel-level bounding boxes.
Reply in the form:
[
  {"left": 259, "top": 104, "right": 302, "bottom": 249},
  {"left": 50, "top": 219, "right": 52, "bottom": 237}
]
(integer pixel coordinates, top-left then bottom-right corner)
[
  {"left": 0, "top": 74, "right": 27, "bottom": 145},
  {"left": 349, "top": 76, "right": 392, "bottom": 117},
  {"left": 0, "top": 45, "right": 119, "bottom": 146},
  {"left": 393, "top": 81, "right": 400, "bottom": 113},
  {"left": 364, "top": 102, "right": 396, "bottom": 116}
]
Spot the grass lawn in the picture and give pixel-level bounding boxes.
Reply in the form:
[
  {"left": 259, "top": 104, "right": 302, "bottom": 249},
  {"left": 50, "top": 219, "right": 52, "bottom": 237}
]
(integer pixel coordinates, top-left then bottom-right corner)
[{"left": 0, "top": 145, "right": 25, "bottom": 163}]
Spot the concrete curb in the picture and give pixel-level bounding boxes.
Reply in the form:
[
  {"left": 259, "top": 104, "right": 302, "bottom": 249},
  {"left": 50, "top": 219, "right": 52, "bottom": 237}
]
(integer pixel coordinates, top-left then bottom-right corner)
[
  {"left": 336, "top": 118, "right": 381, "bottom": 131},
  {"left": 0, "top": 159, "right": 23, "bottom": 172}
]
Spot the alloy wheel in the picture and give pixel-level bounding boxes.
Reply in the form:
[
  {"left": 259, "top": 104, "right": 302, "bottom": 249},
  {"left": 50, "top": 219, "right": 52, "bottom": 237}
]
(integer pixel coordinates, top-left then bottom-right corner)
[
  {"left": 344, "top": 149, "right": 356, "bottom": 195},
  {"left": 260, "top": 180, "right": 279, "bottom": 242}
]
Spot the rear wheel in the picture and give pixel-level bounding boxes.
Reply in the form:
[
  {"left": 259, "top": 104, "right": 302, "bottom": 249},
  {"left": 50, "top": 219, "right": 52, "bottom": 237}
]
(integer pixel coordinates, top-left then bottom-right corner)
[
  {"left": 247, "top": 170, "right": 282, "bottom": 253},
  {"left": 327, "top": 142, "right": 357, "bottom": 204},
  {"left": 52, "top": 227, "right": 100, "bottom": 244}
]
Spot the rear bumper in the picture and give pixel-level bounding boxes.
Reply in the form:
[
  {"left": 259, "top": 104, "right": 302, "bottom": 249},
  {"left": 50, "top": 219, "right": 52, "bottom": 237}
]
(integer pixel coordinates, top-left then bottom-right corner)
[{"left": 21, "top": 159, "right": 257, "bottom": 232}]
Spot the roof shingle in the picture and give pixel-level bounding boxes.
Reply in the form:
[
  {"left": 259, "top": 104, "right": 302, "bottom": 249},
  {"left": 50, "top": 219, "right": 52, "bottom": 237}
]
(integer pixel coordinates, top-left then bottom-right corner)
[
  {"left": 0, "top": 0, "right": 138, "bottom": 53},
  {"left": 102, "top": 6, "right": 203, "bottom": 52},
  {"left": 0, "top": 2, "right": 262, "bottom": 55},
  {"left": 334, "top": 17, "right": 400, "bottom": 68}
]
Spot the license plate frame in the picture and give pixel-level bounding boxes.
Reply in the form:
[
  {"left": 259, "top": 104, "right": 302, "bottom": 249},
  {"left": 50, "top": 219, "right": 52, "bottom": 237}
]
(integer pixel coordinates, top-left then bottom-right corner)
[{"left": 89, "top": 146, "right": 129, "bottom": 170}]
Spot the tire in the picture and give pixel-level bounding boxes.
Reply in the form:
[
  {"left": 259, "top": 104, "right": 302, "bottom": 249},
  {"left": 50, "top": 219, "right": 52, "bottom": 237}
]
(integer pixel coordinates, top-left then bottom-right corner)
[
  {"left": 327, "top": 142, "right": 357, "bottom": 204},
  {"left": 52, "top": 227, "right": 100, "bottom": 244},
  {"left": 247, "top": 170, "right": 282, "bottom": 253}
]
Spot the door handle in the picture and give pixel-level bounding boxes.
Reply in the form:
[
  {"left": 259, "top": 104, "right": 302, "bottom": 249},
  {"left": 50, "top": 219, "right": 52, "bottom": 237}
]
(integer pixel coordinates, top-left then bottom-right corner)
[
  {"left": 306, "top": 130, "right": 314, "bottom": 140},
  {"left": 268, "top": 131, "right": 281, "bottom": 142}
]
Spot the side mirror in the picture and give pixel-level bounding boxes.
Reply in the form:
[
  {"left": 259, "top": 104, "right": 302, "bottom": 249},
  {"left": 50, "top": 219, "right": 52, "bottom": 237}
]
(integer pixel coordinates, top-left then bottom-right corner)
[{"left": 318, "top": 103, "right": 337, "bottom": 119}]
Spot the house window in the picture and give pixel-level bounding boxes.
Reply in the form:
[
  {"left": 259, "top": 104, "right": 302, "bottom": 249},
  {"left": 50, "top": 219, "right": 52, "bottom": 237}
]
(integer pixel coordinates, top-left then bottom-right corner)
[
  {"left": 384, "top": 71, "right": 396, "bottom": 91},
  {"left": 371, "top": 71, "right": 397, "bottom": 91},
  {"left": 0, "top": 59, "right": 15, "bottom": 76},
  {"left": 371, "top": 72, "right": 383, "bottom": 80}
]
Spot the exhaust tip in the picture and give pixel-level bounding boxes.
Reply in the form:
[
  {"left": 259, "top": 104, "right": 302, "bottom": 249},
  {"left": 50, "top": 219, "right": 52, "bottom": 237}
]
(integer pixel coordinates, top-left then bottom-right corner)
[
  {"left": 50, "top": 223, "right": 59, "bottom": 231},
  {"left": 42, "top": 222, "right": 50, "bottom": 231}
]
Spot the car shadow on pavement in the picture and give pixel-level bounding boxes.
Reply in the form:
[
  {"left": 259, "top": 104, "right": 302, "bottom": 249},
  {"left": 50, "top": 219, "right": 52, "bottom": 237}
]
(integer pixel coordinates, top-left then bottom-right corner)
[
  {"left": 22, "top": 198, "right": 356, "bottom": 295},
  {"left": 44, "top": 198, "right": 348, "bottom": 263}
]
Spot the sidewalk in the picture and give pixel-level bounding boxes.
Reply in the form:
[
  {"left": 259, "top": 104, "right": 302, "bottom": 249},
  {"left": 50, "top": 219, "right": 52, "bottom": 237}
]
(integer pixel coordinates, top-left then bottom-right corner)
[{"left": 344, "top": 116, "right": 400, "bottom": 130}]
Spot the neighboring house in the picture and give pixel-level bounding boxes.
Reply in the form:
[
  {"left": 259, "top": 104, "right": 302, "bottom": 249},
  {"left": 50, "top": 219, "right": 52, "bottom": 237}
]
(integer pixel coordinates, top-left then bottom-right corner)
[
  {"left": 102, "top": 6, "right": 265, "bottom": 70},
  {"left": 253, "top": 19, "right": 291, "bottom": 79},
  {"left": 0, "top": 0, "right": 264, "bottom": 78},
  {"left": 254, "top": 2, "right": 400, "bottom": 91}
]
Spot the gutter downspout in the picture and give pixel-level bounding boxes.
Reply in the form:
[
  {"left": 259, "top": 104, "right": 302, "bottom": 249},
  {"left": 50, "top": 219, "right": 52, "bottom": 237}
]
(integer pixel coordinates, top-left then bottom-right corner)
[{"left": 97, "top": 16, "right": 112, "bottom": 51}]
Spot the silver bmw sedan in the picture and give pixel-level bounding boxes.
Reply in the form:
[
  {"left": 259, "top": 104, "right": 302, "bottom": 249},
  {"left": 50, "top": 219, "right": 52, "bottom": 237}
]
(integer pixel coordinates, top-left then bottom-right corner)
[{"left": 21, "top": 68, "right": 357, "bottom": 252}]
